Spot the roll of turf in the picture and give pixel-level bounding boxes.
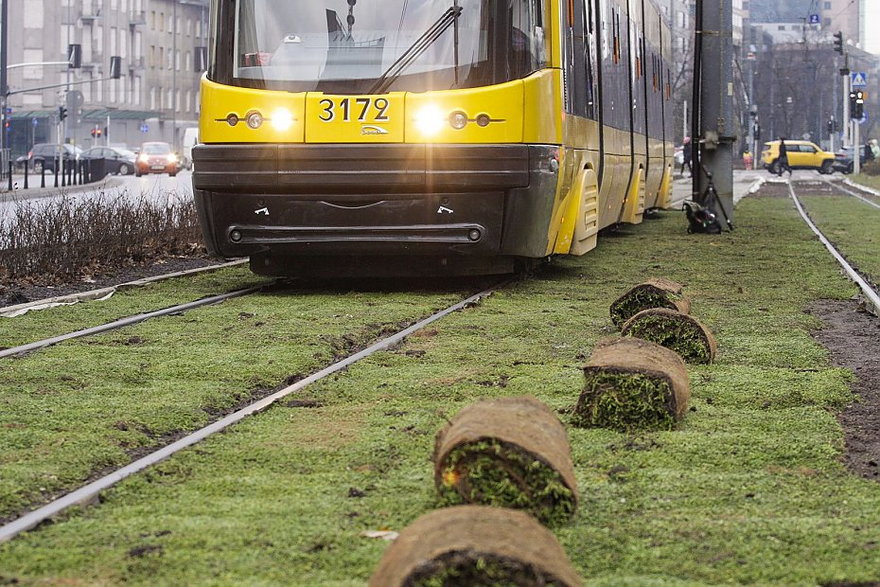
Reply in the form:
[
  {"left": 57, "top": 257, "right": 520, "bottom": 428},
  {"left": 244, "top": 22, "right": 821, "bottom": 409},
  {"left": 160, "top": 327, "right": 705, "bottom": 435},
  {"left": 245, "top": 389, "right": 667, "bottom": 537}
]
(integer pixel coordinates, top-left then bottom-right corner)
[
  {"left": 609, "top": 277, "right": 691, "bottom": 328},
  {"left": 368, "top": 505, "right": 582, "bottom": 586},
  {"left": 622, "top": 307, "right": 717, "bottom": 364},
  {"left": 574, "top": 337, "right": 690, "bottom": 431},
  {"left": 433, "top": 396, "right": 578, "bottom": 526}
]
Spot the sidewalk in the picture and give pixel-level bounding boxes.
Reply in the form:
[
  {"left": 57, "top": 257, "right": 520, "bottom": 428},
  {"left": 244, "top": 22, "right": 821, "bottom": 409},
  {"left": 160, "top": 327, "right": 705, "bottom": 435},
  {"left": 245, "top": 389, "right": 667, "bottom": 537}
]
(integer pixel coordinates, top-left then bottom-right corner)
[{"left": 0, "top": 173, "right": 124, "bottom": 203}]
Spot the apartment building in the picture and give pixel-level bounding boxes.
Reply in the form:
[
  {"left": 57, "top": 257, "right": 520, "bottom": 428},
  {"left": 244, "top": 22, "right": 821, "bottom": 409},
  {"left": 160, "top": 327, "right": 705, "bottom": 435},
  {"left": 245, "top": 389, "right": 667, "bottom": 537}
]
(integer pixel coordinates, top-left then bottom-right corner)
[{"left": 3, "top": 0, "right": 207, "bottom": 158}]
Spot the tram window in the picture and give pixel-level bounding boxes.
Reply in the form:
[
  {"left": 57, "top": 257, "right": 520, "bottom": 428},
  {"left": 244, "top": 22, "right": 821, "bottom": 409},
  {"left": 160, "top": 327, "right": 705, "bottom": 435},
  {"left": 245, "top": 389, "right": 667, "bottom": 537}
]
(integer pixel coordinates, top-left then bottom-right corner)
[{"left": 227, "top": 0, "right": 550, "bottom": 92}]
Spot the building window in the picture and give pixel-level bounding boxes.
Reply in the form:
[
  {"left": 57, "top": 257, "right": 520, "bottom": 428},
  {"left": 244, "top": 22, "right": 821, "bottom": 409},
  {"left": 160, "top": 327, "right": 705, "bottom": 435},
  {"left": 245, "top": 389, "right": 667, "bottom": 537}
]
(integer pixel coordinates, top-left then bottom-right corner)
[{"left": 824, "top": 1, "right": 831, "bottom": 8}]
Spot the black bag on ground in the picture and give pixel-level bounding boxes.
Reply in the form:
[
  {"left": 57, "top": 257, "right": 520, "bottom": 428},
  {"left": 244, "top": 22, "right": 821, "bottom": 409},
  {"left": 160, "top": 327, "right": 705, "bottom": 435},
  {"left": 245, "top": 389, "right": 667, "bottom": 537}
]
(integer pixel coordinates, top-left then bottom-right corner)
[{"left": 683, "top": 200, "right": 722, "bottom": 234}]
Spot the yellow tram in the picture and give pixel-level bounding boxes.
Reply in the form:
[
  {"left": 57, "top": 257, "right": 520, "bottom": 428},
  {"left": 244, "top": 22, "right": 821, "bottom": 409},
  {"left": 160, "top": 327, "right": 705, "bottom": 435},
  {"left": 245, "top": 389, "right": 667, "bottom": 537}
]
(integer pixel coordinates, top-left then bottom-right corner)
[{"left": 193, "top": 0, "right": 675, "bottom": 276}]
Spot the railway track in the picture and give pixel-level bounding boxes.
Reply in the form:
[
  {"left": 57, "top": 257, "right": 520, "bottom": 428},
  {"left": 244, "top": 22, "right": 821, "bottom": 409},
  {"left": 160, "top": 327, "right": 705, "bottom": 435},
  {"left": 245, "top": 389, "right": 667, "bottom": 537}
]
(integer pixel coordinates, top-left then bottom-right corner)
[
  {"left": 787, "top": 179, "right": 880, "bottom": 315},
  {"left": 0, "top": 275, "right": 505, "bottom": 544}
]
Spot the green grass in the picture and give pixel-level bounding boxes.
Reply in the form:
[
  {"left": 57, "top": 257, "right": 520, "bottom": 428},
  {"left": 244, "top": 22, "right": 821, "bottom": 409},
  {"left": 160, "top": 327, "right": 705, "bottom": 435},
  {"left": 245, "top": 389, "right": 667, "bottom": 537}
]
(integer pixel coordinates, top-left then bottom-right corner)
[
  {"left": 1, "top": 195, "right": 879, "bottom": 584},
  {"left": 436, "top": 439, "right": 577, "bottom": 526},
  {"left": 0, "top": 265, "right": 269, "bottom": 348},
  {"left": 0, "top": 284, "right": 466, "bottom": 520},
  {"left": 574, "top": 371, "right": 678, "bottom": 432},
  {"left": 798, "top": 194, "right": 880, "bottom": 289},
  {"left": 850, "top": 174, "right": 880, "bottom": 192}
]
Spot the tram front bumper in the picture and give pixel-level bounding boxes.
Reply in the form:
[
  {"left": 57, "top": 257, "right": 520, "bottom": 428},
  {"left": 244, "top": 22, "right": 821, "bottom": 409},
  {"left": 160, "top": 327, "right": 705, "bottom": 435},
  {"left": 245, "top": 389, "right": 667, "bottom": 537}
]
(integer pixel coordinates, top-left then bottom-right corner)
[{"left": 192, "top": 143, "right": 558, "bottom": 259}]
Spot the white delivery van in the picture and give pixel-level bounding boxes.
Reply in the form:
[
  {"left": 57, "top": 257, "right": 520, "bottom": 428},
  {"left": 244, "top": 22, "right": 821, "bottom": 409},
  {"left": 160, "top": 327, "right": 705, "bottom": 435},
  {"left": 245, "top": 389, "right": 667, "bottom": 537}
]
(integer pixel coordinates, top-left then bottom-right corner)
[{"left": 182, "top": 127, "right": 199, "bottom": 170}]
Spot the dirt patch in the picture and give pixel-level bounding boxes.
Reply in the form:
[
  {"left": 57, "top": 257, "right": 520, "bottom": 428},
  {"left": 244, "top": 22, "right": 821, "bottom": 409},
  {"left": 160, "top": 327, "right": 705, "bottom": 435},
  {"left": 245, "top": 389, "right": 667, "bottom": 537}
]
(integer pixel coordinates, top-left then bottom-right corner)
[
  {"left": 809, "top": 299, "right": 880, "bottom": 481},
  {"left": 0, "top": 255, "right": 218, "bottom": 307}
]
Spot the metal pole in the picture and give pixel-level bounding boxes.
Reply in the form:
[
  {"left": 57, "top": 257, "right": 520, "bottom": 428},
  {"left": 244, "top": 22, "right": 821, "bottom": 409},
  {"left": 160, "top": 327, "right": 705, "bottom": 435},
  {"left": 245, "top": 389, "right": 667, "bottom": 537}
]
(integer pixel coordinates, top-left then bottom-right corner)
[
  {"left": 172, "top": 0, "right": 177, "bottom": 151},
  {"left": 853, "top": 120, "right": 860, "bottom": 175},
  {"left": 695, "top": 0, "right": 734, "bottom": 226},
  {"left": 1, "top": 0, "right": 8, "bottom": 167},
  {"left": 842, "top": 55, "right": 850, "bottom": 148}
]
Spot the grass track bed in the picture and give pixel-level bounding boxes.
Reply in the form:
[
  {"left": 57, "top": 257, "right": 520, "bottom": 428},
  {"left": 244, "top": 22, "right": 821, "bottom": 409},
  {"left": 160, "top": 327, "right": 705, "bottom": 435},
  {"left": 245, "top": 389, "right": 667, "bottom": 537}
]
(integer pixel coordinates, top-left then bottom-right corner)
[
  {"left": 2, "top": 195, "right": 880, "bottom": 583},
  {"left": 0, "top": 287, "right": 465, "bottom": 520},
  {"left": 797, "top": 193, "right": 880, "bottom": 289},
  {"left": 0, "top": 266, "right": 268, "bottom": 348}
]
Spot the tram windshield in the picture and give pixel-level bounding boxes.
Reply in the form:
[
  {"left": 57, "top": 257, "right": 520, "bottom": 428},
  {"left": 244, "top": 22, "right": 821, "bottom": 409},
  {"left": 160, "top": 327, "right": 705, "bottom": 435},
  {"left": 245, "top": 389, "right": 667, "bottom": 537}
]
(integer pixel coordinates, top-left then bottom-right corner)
[{"left": 226, "top": 0, "right": 548, "bottom": 93}]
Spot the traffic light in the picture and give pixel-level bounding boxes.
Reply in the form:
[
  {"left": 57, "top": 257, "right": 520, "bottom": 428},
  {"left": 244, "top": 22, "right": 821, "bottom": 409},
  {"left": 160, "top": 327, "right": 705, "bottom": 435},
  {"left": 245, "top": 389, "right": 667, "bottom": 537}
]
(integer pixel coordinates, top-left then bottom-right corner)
[
  {"left": 67, "top": 44, "right": 82, "bottom": 68},
  {"left": 851, "top": 90, "right": 865, "bottom": 119},
  {"left": 833, "top": 31, "right": 844, "bottom": 54},
  {"left": 110, "top": 56, "right": 122, "bottom": 79},
  {"left": 58, "top": 106, "right": 68, "bottom": 121}
]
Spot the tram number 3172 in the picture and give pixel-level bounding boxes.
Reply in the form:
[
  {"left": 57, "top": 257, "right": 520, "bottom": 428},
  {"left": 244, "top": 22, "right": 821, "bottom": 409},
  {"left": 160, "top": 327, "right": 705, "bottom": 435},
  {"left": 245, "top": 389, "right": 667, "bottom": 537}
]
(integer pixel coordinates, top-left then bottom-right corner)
[{"left": 317, "top": 97, "right": 390, "bottom": 122}]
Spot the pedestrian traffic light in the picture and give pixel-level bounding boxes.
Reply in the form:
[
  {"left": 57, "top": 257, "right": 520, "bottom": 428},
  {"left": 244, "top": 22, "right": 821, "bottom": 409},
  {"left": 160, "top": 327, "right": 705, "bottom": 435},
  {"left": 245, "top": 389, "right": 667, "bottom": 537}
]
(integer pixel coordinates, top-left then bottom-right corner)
[
  {"left": 59, "top": 106, "right": 68, "bottom": 121},
  {"left": 833, "top": 31, "right": 844, "bottom": 54},
  {"left": 851, "top": 90, "right": 865, "bottom": 119}
]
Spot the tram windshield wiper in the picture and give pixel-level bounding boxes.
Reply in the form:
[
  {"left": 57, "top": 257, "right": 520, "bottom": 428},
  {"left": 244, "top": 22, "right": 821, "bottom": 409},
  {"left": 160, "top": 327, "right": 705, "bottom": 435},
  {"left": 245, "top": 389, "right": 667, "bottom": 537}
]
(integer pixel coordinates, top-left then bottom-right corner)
[{"left": 367, "top": 5, "right": 463, "bottom": 95}]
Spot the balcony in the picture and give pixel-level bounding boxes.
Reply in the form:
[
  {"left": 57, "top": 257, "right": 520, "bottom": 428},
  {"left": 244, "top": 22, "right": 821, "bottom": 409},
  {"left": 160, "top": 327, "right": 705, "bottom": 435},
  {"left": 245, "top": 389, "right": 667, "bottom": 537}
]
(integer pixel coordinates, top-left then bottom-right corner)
[
  {"left": 80, "top": 0, "right": 102, "bottom": 22},
  {"left": 128, "top": 55, "right": 146, "bottom": 73},
  {"left": 129, "top": 10, "right": 146, "bottom": 27},
  {"left": 81, "top": 52, "right": 104, "bottom": 71}
]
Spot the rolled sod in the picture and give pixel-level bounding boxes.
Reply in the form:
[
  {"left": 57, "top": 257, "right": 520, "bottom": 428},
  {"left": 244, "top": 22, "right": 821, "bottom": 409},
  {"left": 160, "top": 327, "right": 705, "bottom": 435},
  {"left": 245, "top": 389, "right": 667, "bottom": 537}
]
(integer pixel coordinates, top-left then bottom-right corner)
[
  {"left": 574, "top": 337, "right": 690, "bottom": 431},
  {"left": 621, "top": 307, "right": 717, "bottom": 364},
  {"left": 368, "top": 505, "right": 582, "bottom": 587},
  {"left": 433, "top": 396, "right": 578, "bottom": 526},
  {"left": 609, "top": 277, "right": 691, "bottom": 327}
]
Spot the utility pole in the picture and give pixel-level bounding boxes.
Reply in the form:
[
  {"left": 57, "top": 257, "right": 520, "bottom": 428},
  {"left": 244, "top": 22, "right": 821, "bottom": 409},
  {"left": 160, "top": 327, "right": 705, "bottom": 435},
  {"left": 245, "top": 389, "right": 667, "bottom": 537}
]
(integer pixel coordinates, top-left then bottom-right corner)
[
  {"left": 1, "top": 0, "right": 8, "bottom": 171},
  {"left": 692, "top": 0, "right": 734, "bottom": 228}
]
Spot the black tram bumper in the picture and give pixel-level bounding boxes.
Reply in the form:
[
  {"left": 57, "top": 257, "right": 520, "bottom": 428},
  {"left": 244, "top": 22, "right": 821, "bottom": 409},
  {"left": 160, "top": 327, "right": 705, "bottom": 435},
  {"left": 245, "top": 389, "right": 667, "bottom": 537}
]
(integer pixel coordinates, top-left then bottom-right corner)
[{"left": 192, "top": 143, "right": 559, "bottom": 274}]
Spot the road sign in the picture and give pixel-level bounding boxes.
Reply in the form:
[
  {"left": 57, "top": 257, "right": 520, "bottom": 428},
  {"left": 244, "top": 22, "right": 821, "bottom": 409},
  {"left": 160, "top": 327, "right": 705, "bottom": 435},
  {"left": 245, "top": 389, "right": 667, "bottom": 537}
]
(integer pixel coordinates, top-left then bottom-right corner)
[
  {"left": 851, "top": 72, "right": 867, "bottom": 87},
  {"left": 809, "top": 14, "right": 820, "bottom": 24},
  {"left": 140, "top": 123, "right": 149, "bottom": 133}
]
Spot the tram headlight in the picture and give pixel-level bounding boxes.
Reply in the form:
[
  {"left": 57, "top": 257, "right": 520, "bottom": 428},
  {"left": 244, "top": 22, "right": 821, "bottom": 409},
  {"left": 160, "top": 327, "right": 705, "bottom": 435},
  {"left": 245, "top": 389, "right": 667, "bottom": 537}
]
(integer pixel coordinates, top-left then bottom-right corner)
[
  {"left": 449, "top": 111, "right": 468, "bottom": 130},
  {"left": 246, "top": 110, "right": 264, "bottom": 129},
  {"left": 270, "top": 108, "right": 293, "bottom": 132},
  {"left": 414, "top": 105, "right": 445, "bottom": 137}
]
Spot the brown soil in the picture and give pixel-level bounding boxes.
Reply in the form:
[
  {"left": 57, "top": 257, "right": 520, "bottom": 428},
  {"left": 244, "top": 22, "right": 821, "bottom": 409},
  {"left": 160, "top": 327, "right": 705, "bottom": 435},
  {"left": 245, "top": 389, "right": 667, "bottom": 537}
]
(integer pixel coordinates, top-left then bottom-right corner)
[
  {"left": 809, "top": 299, "right": 880, "bottom": 481},
  {"left": 0, "top": 255, "right": 218, "bottom": 308}
]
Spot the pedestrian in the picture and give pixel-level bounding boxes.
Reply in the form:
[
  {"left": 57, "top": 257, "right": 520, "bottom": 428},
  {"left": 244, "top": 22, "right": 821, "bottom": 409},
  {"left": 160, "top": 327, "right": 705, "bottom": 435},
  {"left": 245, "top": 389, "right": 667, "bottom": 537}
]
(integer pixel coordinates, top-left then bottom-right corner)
[
  {"left": 777, "top": 138, "right": 791, "bottom": 176},
  {"left": 872, "top": 139, "right": 880, "bottom": 160},
  {"left": 681, "top": 137, "right": 692, "bottom": 176},
  {"left": 865, "top": 142, "right": 875, "bottom": 162}
]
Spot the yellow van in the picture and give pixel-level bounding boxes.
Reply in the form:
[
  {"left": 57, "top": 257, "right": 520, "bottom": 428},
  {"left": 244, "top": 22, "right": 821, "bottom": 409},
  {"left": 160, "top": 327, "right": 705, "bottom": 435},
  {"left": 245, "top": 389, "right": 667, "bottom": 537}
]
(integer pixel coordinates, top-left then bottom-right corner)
[{"left": 761, "top": 140, "right": 835, "bottom": 174}]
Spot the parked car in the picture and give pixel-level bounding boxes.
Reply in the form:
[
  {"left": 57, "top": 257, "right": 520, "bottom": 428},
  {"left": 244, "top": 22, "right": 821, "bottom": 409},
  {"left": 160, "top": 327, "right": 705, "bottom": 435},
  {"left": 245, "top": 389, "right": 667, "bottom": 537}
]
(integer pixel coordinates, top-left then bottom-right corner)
[
  {"left": 16, "top": 143, "right": 82, "bottom": 173},
  {"left": 760, "top": 140, "right": 835, "bottom": 174},
  {"left": 832, "top": 145, "right": 869, "bottom": 174},
  {"left": 135, "top": 141, "right": 180, "bottom": 177},
  {"left": 81, "top": 146, "right": 137, "bottom": 176}
]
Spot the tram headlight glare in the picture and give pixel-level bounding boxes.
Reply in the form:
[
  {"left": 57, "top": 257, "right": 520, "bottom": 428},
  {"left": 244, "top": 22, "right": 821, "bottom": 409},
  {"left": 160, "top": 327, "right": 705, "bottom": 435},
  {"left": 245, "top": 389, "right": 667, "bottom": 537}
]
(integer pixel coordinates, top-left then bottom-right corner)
[
  {"left": 271, "top": 108, "right": 293, "bottom": 132},
  {"left": 414, "top": 105, "right": 445, "bottom": 137}
]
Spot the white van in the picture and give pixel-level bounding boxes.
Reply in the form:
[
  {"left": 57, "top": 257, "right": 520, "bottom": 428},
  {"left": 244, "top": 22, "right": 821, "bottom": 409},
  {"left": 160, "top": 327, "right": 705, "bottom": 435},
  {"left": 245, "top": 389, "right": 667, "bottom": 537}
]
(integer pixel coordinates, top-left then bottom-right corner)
[{"left": 181, "top": 127, "right": 199, "bottom": 170}]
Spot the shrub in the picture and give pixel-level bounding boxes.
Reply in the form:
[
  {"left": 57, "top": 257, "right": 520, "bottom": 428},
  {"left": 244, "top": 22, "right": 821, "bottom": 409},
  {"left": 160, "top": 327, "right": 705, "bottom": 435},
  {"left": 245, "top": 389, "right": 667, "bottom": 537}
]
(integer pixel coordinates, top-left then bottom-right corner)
[{"left": 0, "top": 190, "right": 203, "bottom": 284}]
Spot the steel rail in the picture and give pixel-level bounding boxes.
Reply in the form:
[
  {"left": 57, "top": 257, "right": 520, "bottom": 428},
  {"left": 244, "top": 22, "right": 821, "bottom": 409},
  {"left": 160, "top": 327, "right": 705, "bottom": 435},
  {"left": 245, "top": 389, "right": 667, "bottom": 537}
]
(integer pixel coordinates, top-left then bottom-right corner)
[
  {"left": 0, "top": 283, "right": 266, "bottom": 359},
  {"left": 788, "top": 182, "right": 880, "bottom": 315},
  {"left": 824, "top": 179, "right": 880, "bottom": 211},
  {"left": 0, "top": 283, "right": 501, "bottom": 544}
]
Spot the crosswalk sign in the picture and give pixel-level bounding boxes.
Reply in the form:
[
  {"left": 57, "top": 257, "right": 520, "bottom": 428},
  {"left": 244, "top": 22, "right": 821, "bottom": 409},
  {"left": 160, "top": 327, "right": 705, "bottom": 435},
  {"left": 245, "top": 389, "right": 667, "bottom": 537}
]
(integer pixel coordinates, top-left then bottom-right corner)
[{"left": 851, "top": 72, "right": 867, "bottom": 87}]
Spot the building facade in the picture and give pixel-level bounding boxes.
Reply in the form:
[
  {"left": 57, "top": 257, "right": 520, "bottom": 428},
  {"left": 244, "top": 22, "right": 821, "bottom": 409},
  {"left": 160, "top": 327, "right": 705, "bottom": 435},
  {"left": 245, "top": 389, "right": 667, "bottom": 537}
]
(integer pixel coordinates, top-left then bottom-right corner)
[{"left": 4, "top": 0, "right": 207, "bottom": 159}]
